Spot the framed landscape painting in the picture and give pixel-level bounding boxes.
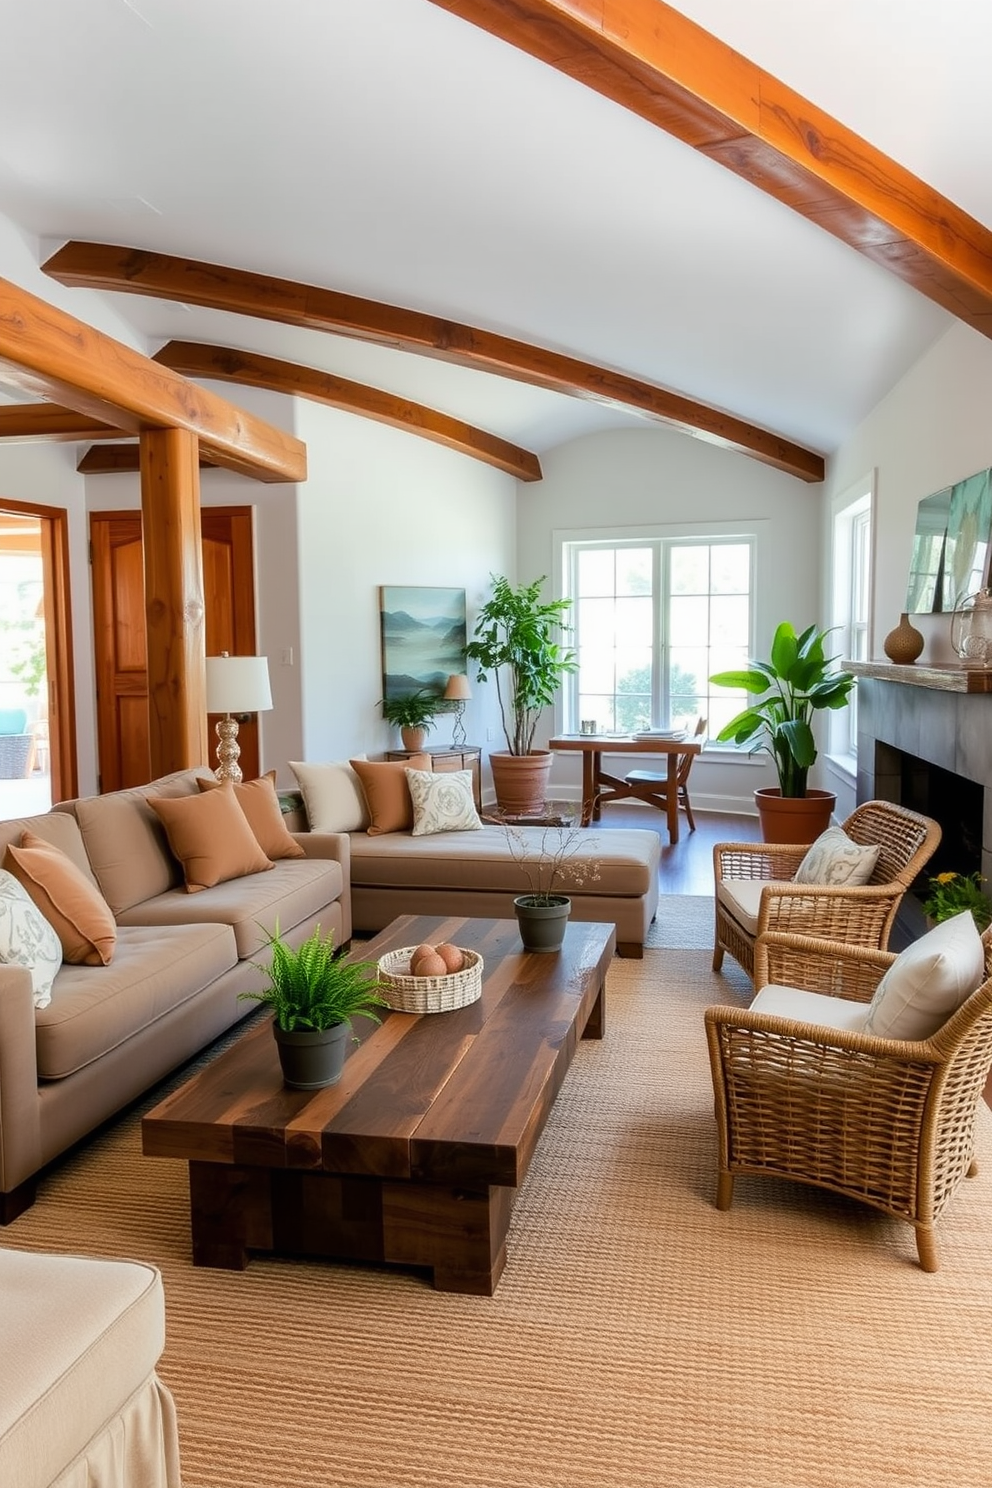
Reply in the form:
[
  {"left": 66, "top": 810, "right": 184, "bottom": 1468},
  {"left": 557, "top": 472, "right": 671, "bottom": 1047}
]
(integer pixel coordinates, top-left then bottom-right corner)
[{"left": 379, "top": 586, "right": 467, "bottom": 700}]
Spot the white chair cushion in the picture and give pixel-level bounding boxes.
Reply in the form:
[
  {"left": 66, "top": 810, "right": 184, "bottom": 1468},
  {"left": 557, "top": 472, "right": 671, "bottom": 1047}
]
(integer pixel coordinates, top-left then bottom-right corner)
[
  {"left": 750, "top": 984, "right": 870, "bottom": 1034},
  {"left": 793, "top": 825, "right": 880, "bottom": 886},
  {"left": 717, "top": 879, "right": 799, "bottom": 936},
  {"left": 289, "top": 757, "right": 370, "bottom": 833},
  {"left": 862, "top": 911, "right": 985, "bottom": 1041}
]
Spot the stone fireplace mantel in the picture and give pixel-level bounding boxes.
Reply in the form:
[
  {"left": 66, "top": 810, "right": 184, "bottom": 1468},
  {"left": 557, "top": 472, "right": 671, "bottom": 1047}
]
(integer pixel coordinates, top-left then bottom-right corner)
[{"left": 853, "top": 666, "right": 992, "bottom": 884}]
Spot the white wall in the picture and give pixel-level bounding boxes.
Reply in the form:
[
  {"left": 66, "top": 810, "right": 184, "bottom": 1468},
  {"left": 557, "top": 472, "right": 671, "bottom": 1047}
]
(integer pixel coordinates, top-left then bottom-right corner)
[
  {"left": 518, "top": 424, "right": 823, "bottom": 812},
  {"left": 294, "top": 401, "right": 516, "bottom": 779},
  {"left": 822, "top": 318, "right": 992, "bottom": 819}
]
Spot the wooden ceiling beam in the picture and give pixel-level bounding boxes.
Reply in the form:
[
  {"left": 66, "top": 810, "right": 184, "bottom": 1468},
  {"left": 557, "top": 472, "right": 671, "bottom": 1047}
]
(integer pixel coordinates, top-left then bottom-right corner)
[
  {"left": 0, "top": 273, "right": 306, "bottom": 482},
  {"left": 427, "top": 0, "right": 992, "bottom": 335},
  {"left": 77, "top": 443, "right": 220, "bottom": 475},
  {"left": 153, "top": 341, "right": 543, "bottom": 481},
  {"left": 0, "top": 405, "right": 122, "bottom": 442},
  {"left": 42, "top": 242, "right": 823, "bottom": 481}
]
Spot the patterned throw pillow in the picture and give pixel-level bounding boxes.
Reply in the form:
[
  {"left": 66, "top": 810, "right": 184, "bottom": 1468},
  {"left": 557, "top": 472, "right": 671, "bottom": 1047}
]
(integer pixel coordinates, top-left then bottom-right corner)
[
  {"left": 793, "top": 825, "right": 880, "bottom": 886},
  {"left": 406, "top": 769, "right": 483, "bottom": 836},
  {"left": 0, "top": 868, "right": 62, "bottom": 1008}
]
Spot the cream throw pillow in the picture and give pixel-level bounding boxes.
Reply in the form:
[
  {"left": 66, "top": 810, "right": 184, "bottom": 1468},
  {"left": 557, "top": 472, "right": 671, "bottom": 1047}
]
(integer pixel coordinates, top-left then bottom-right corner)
[
  {"left": 862, "top": 911, "right": 985, "bottom": 1040},
  {"left": 406, "top": 768, "right": 483, "bottom": 836},
  {"left": 289, "top": 758, "right": 370, "bottom": 833},
  {"left": 793, "top": 825, "right": 880, "bottom": 887},
  {"left": 0, "top": 868, "right": 62, "bottom": 1007}
]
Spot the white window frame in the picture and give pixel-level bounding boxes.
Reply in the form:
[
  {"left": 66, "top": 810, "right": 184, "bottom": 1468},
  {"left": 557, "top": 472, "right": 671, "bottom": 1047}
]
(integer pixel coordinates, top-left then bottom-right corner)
[
  {"left": 829, "top": 472, "right": 875, "bottom": 769},
  {"left": 556, "top": 521, "right": 759, "bottom": 743}
]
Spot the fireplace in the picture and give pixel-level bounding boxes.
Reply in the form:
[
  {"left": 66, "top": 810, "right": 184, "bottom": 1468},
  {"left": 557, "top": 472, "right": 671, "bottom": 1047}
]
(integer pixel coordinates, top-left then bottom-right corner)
[{"left": 850, "top": 662, "right": 992, "bottom": 939}]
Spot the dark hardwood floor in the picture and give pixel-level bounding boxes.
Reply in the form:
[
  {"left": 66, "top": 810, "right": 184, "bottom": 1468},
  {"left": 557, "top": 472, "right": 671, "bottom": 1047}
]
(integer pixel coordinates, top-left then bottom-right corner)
[{"left": 593, "top": 803, "right": 761, "bottom": 895}]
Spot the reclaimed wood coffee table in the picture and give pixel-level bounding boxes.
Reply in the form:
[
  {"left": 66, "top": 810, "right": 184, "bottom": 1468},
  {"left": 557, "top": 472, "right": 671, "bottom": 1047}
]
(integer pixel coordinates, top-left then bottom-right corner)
[{"left": 142, "top": 913, "right": 615, "bottom": 1294}]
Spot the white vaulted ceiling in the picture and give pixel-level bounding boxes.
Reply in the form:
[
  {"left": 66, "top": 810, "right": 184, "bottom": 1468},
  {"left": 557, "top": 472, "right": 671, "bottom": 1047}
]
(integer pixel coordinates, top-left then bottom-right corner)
[{"left": 0, "top": 0, "right": 986, "bottom": 472}]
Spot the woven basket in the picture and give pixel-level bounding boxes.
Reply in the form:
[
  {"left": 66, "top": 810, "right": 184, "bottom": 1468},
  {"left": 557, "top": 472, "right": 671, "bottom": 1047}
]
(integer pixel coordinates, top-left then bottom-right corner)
[{"left": 377, "top": 946, "right": 483, "bottom": 1015}]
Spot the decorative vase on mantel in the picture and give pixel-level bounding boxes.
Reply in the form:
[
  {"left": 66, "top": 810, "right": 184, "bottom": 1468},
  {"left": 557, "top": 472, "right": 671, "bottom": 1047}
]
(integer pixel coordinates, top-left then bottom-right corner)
[{"left": 882, "top": 613, "right": 924, "bottom": 665}]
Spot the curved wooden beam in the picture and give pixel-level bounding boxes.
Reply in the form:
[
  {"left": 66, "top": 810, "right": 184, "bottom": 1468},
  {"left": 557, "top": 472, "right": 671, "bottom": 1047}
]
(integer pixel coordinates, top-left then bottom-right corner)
[
  {"left": 42, "top": 242, "right": 823, "bottom": 481},
  {"left": 0, "top": 273, "right": 305, "bottom": 482},
  {"left": 153, "top": 341, "right": 542, "bottom": 481},
  {"left": 0, "top": 405, "right": 120, "bottom": 441},
  {"left": 428, "top": 0, "right": 992, "bottom": 335}
]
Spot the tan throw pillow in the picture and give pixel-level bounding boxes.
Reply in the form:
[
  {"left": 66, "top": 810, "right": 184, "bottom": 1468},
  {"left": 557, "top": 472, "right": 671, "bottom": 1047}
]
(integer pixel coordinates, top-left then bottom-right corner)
[
  {"left": 149, "top": 788, "right": 274, "bottom": 893},
  {"left": 288, "top": 757, "right": 370, "bottom": 833},
  {"left": 197, "top": 770, "right": 305, "bottom": 859},
  {"left": 5, "top": 830, "right": 117, "bottom": 966},
  {"left": 406, "top": 768, "right": 483, "bottom": 836},
  {"left": 793, "top": 825, "right": 880, "bottom": 887},
  {"left": 349, "top": 755, "right": 430, "bottom": 835}
]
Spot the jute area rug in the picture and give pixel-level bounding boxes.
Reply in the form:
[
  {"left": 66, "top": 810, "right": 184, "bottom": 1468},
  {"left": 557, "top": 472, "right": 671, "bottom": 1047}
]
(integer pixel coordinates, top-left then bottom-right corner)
[{"left": 5, "top": 943, "right": 992, "bottom": 1488}]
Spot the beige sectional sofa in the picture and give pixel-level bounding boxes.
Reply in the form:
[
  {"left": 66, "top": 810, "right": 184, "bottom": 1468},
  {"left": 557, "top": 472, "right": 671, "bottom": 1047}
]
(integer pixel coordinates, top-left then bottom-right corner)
[
  {"left": 0, "top": 768, "right": 350, "bottom": 1223},
  {"left": 283, "top": 758, "right": 661, "bottom": 958}
]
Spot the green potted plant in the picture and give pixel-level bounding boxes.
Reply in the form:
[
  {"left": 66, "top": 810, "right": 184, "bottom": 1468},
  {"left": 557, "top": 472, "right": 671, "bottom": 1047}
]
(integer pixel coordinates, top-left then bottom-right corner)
[
  {"left": 381, "top": 688, "right": 440, "bottom": 750},
  {"left": 710, "top": 620, "right": 856, "bottom": 843},
  {"left": 921, "top": 871, "right": 992, "bottom": 930},
  {"left": 240, "top": 923, "right": 389, "bottom": 1089},
  {"left": 498, "top": 816, "right": 601, "bottom": 951},
  {"left": 465, "top": 574, "right": 576, "bottom": 813}
]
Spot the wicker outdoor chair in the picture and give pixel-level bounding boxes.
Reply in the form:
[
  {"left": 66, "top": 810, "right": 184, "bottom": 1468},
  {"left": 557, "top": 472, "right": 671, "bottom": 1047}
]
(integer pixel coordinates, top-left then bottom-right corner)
[
  {"left": 705, "top": 926, "right": 992, "bottom": 1272},
  {"left": 712, "top": 799, "right": 942, "bottom": 981}
]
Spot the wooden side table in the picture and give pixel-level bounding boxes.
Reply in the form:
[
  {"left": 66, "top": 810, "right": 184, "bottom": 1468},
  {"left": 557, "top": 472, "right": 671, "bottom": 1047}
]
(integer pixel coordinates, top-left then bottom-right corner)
[{"left": 386, "top": 744, "right": 483, "bottom": 811}]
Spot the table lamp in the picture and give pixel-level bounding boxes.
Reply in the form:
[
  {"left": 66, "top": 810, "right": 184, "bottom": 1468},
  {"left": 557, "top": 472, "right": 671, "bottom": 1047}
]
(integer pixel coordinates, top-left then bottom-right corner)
[
  {"left": 205, "top": 652, "right": 272, "bottom": 783},
  {"left": 443, "top": 673, "right": 472, "bottom": 747}
]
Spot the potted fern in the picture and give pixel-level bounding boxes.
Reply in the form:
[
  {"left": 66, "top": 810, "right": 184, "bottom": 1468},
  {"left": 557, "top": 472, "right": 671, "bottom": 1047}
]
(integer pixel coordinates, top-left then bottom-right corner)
[
  {"left": 241, "top": 924, "right": 388, "bottom": 1089},
  {"left": 465, "top": 574, "right": 576, "bottom": 813},
  {"left": 381, "top": 688, "right": 439, "bottom": 750}
]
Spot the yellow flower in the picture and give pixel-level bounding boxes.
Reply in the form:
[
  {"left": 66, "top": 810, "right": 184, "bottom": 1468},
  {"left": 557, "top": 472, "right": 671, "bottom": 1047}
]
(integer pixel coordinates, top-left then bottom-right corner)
[{"left": 935, "top": 872, "right": 958, "bottom": 884}]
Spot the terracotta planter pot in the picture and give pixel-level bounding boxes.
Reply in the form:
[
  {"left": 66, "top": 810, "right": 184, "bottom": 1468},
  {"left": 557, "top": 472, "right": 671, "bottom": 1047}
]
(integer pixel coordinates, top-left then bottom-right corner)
[
  {"left": 489, "top": 750, "right": 553, "bottom": 815},
  {"left": 400, "top": 726, "right": 428, "bottom": 751},
  {"left": 754, "top": 787, "right": 836, "bottom": 845}
]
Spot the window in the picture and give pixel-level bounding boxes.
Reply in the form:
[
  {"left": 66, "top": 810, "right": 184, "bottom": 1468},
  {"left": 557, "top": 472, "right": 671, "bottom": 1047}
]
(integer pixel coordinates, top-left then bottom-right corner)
[
  {"left": 830, "top": 477, "right": 873, "bottom": 759},
  {"left": 562, "top": 538, "right": 754, "bottom": 736}
]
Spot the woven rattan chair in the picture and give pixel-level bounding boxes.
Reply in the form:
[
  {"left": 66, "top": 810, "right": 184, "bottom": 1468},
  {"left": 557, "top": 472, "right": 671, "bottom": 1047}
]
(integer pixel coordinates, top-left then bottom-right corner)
[
  {"left": 705, "top": 926, "right": 992, "bottom": 1271},
  {"left": 712, "top": 799, "right": 942, "bottom": 981}
]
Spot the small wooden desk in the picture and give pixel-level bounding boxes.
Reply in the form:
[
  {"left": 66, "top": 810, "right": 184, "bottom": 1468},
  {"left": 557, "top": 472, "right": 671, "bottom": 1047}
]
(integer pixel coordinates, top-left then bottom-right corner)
[{"left": 548, "top": 734, "right": 703, "bottom": 841}]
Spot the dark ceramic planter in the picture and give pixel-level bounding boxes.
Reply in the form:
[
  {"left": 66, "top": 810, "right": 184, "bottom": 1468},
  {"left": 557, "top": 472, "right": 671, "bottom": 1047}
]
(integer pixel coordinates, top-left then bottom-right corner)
[
  {"left": 272, "top": 1019, "right": 349, "bottom": 1089},
  {"left": 513, "top": 894, "right": 570, "bottom": 953}
]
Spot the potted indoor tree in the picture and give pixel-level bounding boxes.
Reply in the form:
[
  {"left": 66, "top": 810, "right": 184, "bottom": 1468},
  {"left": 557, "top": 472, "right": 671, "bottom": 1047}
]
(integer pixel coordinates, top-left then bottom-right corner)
[
  {"left": 710, "top": 620, "right": 856, "bottom": 843},
  {"left": 381, "top": 688, "right": 440, "bottom": 751},
  {"left": 465, "top": 574, "right": 576, "bottom": 814},
  {"left": 241, "top": 923, "right": 388, "bottom": 1089}
]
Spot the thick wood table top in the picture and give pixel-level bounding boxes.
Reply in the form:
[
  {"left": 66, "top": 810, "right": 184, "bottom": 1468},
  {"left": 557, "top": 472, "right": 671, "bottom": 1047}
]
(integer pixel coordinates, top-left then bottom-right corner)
[{"left": 142, "top": 914, "right": 615, "bottom": 1191}]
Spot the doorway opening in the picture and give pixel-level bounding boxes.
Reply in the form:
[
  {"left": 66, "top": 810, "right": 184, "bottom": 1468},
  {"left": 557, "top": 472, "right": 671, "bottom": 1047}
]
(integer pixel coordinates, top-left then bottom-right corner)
[{"left": 0, "top": 502, "right": 77, "bottom": 817}]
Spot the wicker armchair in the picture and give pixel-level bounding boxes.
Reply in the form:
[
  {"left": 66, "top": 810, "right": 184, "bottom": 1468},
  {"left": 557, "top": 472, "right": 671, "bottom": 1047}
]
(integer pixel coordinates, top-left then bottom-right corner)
[
  {"left": 712, "top": 799, "right": 942, "bottom": 980},
  {"left": 705, "top": 927, "right": 992, "bottom": 1271}
]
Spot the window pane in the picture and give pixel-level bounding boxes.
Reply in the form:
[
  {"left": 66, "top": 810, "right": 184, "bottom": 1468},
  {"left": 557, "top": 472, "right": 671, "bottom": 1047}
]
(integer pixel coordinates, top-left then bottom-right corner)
[
  {"left": 711, "top": 544, "right": 750, "bottom": 593},
  {"left": 616, "top": 595, "right": 653, "bottom": 647},
  {"left": 577, "top": 548, "right": 614, "bottom": 596},
  {"left": 577, "top": 595, "right": 615, "bottom": 643},
  {"left": 670, "top": 546, "right": 709, "bottom": 594},
  {"left": 710, "top": 594, "right": 749, "bottom": 645},
  {"left": 616, "top": 548, "right": 652, "bottom": 596},
  {"left": 669, "top": 595, "right": 709, "bottom": 646},
  {"left": 578, "top": 648, "right": 616, "bottom": 693}
]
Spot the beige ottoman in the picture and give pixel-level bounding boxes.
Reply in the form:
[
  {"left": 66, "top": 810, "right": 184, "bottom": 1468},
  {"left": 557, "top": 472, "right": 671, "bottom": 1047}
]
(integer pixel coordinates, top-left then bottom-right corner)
[{"left": 0, "top": 1248, "right": 181, "bottom": 1488}]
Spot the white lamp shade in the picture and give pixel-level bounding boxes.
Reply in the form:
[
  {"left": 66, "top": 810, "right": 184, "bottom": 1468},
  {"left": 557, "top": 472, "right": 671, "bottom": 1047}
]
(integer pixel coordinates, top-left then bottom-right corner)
[
  {"left": 205, "top": 655, "right": 272, "bottom": 714},
  {"left": 443, "top": 673, "right": 472, "bottom": 701}
]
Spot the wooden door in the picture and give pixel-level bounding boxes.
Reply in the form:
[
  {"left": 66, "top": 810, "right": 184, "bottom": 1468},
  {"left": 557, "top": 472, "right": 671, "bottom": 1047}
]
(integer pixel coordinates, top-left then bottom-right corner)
[{"left": 91, "top": 507, "right": 258, "bottom": 791}]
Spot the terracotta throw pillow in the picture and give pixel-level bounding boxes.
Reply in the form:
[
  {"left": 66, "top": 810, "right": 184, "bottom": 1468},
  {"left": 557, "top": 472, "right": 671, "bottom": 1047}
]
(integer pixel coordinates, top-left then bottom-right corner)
[
  {"left": 197, "top": 770, "right": 305, "bottom": 859},
  {"left": 349, "top": 755, "right": 430, "bottom": 835},
  {"left": 5, "top": 830, "right": 117, "bottom": 966},
  {"left": 149, "top": 787, "right": 274, "bottom": 893}
]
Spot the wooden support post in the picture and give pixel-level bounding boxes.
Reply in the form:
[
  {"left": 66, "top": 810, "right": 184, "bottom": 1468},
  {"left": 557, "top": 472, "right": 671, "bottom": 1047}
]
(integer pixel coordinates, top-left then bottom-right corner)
[{"left": 139, "top": 428, "right": 208, "bottom": 777}]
